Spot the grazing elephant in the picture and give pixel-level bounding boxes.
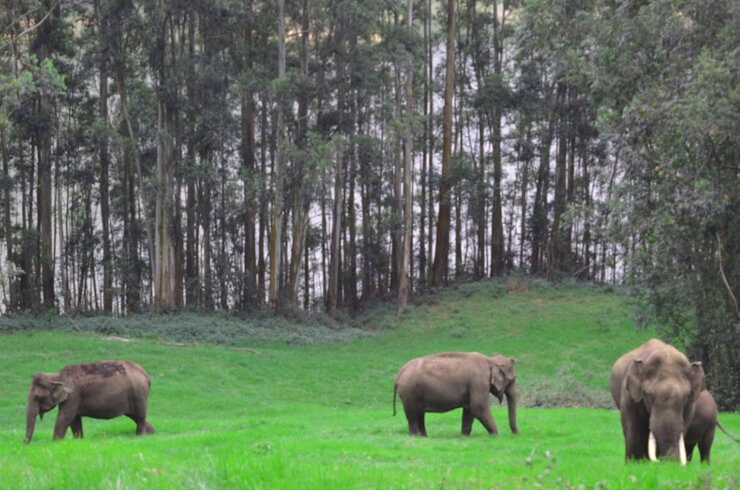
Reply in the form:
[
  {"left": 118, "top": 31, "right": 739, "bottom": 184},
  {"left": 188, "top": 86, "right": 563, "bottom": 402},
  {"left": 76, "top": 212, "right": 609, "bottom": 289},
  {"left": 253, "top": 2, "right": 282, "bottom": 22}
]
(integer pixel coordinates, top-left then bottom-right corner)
[
  {"left": 610, "top": 339, "right": 705, "bottom": 464},
  {"left": 25, "top": 361, "right": 154, "bottom": 443},
  {"left": 393, "top": 352, "right": 519, "bottom": 437},
  {"left": 684, "top": 389, "right": 740, "bottom": 463}
]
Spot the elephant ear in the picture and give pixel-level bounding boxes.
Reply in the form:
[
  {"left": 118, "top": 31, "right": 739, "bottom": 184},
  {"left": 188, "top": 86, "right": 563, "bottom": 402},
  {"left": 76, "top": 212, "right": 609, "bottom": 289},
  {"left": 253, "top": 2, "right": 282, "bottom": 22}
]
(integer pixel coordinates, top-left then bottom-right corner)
[
  {"left": 50, "top": 380, "right": 71, "bottom": 405},
  {"left": 626, "top": 359, "right": 644, "bottom": 403},
  {"left": 490, "top": 365, "right": 507, "bottom": 397},
  {"left": 689, "top": 361, "right": 705, "bottom": 402}
]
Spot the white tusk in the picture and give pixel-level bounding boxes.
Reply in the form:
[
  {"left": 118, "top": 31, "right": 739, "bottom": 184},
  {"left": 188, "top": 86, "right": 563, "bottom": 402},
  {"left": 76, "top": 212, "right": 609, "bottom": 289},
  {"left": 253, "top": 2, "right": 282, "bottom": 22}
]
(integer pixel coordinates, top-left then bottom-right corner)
[
  {"left": 678, "top": 433, "right": 687, "bottom": 466},
  {"left": 648, "top": 431, "right": 658, "bottom": 462}
]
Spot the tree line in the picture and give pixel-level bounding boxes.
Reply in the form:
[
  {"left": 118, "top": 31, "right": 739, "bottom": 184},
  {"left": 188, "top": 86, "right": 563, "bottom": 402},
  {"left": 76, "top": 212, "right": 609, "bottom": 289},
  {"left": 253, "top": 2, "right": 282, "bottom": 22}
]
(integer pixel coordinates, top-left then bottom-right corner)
[{"left": 1, "top": 0, "right": 737, "bottom": 404}]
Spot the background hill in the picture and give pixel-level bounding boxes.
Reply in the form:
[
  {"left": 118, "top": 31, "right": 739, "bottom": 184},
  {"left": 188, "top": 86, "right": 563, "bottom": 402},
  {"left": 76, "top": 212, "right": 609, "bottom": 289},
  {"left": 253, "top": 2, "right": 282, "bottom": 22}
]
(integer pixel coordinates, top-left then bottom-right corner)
[{"left": 1, "top": 281, "right": 737, "bottom": 488}]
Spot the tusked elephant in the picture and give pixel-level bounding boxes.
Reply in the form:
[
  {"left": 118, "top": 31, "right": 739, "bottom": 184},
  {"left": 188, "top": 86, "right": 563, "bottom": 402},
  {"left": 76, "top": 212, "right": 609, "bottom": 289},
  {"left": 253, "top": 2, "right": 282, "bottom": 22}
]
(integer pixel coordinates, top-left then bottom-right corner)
[
  {"left": 684, "top": 389, "right": 740, "bottom": 463},
  {"left": 393, "top": 352, "right": 519, "bottom": 437},
  {"left": 610, "top": 338, "right": 705, "bottom": 464},
  {"left": 25, "top": 361, "right": 154, "bottom": 443}
]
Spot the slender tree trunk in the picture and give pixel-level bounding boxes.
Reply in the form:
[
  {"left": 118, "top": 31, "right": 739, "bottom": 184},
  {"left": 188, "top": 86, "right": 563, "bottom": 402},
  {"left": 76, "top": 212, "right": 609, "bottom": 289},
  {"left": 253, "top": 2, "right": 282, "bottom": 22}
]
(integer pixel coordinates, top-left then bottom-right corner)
[
  {"left": 518, "top": 124, "right": 532, "bottom": 268},
  {"left": 531, "top": 113, "right": 553, "bottom": 275},
  {"left": 151, "top": 7, "right": 178, "bottom": 310},
  {"left": 547, "top": 83, "right": 568, "bottom": 278},
  {"left": 269, "top": 0, "right": 287, "bottom": 313},
  {"left": 328, "top": 139, "right": 344, "bottom": 315},
  {"left": 240, "top": 14, "right": 258, "bottom": 306},
  {"left": 36, "top": 0, "right": 56, "bottom": 309},
  {"left": 94, "top": 0, "right": 113, "bottom": 313},
  {"left": 397, "top": 0, "right": 414, "bottom": 314},
  {"left": 1, "top": 111, "right": 15, "bottom": 311},
  {"left": 287, "top": 0, "right": 311, "bottom": 307},
  {"left": 426, "top": 0, "right": 435, "bottom": 284},
  {"left": 431, "top": 0, "right": 456, "bottom": 288}
]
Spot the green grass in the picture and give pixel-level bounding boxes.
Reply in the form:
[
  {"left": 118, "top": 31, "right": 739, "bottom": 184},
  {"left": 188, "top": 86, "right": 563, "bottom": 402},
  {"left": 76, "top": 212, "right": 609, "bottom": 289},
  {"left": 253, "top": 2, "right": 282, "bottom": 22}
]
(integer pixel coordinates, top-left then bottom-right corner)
[{"left": 1, "top": 283, "right": 738, "bottom": 488}]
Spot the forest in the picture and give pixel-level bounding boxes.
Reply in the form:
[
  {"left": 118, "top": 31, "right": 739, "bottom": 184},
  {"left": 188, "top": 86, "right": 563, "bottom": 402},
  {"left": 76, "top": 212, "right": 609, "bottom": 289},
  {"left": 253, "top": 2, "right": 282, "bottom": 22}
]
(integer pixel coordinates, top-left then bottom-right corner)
[{"left": 0, "top": 0, "right": 738, "bottom": 405}]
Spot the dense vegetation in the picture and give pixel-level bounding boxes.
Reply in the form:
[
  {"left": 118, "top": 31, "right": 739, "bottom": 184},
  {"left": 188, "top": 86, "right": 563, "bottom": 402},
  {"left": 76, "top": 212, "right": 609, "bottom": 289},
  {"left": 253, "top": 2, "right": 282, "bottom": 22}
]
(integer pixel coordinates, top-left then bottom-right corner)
[
  {"left": 1, "top": 0, "right": 737, "bottom": 406},
  {"left": 2, "top": 284, "right": 739, "bottom": 488}
]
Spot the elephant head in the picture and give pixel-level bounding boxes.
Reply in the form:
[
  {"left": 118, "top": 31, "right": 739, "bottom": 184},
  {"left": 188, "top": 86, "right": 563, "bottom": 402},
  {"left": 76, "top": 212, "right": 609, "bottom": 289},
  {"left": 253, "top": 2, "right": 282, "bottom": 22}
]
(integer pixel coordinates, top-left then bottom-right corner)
[
  {"left": 489, "top": 355, "right": 519, "bottom": 434},
  {"left": 25, "top": 373, "right": 71, "bottom": 443},
  {"left": 625, "top": 349, "right": 705, "bottom": 464}
]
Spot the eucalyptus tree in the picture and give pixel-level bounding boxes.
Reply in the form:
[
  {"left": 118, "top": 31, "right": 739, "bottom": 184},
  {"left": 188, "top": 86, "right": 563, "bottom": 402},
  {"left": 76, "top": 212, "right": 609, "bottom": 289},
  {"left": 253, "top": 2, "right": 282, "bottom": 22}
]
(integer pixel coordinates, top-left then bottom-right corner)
[
  {"left": 593, "top": 0, "right": 740, "bottom": 408},
  {"left": 431, "top": 0, "right": 456, "bottom": 287}
]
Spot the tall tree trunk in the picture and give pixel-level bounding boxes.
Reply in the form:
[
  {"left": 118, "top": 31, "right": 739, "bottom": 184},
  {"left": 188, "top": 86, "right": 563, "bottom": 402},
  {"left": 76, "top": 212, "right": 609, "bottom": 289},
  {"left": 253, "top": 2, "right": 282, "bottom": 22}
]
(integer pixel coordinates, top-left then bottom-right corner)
[
  {"left": 397, "top": 0, "right": 414, "bottom": 314},
  {"left": 531, "top": 114, "right": 553, "bottom": 275},
  {"left": 36, "top": 0, "right": 56, "bottom": 309},
  {"left": 152, "top": 10, "right": 176, "bottom": 310},
  {"left": 95, "top": 0, "right": 113, "bottom": 313},
  {"left": 1, "top": 109, "right": 16, "bottom": 311},
  {"left": 547, "top": 83, "right": 568, "bottom": 277},
  {"left": 153, "top": 101, "right": 177, "bottom": 309},
  {"left": 392, "top": 13, "right": 402, "bottom": 293},
  {"left": 431, "top": 0, "right": 456, "bottom": 288},
  {"left": 518, "top": 123, "right": 532, "bottom": 267},
  {"left": 489, "top": 0, "right": 507, "bottom": 277},
  {"left": 241, "top": 1, "right": 257, "bottom": 309},
  {"left": 269, "top": 0, "right": 287, "bottom": 313},
  {"left": 327, "top": 139, "right": 344, "bottom": 315},
  {"left": 288, "top": 0, "right": 310, "bottom": 306}
]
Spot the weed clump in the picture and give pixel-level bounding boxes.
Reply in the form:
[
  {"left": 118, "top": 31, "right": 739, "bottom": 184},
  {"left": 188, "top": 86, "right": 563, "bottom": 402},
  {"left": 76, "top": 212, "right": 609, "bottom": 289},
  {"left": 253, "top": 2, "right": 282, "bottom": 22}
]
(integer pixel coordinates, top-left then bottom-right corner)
[{"left": 0, "top": 311, "right": 371, "bottom": 346}]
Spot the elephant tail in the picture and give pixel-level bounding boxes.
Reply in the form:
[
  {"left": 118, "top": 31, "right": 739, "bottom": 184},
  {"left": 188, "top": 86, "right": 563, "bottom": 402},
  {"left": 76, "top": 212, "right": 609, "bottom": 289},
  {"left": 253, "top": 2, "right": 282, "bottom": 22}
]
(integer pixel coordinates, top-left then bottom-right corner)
[
  {"left": 393, "top": 382, "right": 398, "bottom": 416},
  {"left": 717, "top": 420, "right": 740, "bottom": 443}
]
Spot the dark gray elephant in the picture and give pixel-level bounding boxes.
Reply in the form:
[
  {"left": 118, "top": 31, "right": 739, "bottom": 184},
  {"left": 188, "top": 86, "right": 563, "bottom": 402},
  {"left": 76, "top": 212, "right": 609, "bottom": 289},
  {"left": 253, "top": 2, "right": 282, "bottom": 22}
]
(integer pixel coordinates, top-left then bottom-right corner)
[
  {"left": 610, "top": 339, "right": 705, "bottom": 464},
  {"left": 684, "top": 389, "right": 740, "bottom": 463},
  {"left": 25, "top": 361, "right": 154, "bottom": 443},
  {"left": 393, "top": 352, "right": 519, "bottom": 437}
]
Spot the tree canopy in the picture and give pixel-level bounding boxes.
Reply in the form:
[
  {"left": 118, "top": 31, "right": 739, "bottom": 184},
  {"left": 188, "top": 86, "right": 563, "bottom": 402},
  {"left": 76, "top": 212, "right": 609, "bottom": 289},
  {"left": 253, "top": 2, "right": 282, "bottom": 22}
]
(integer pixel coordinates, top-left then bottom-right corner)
[{"left": 0, "top": 0, "right": 736, "bottom": 406}]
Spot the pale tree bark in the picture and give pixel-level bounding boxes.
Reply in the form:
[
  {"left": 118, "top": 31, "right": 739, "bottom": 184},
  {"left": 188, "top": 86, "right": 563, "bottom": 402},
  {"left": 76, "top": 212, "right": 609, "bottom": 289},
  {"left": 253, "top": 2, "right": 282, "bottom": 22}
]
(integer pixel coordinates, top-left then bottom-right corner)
[
  {"left": 152, "top": 8, "right": 176, "bottom": 309},
  {"left": 547, "top": 83, "right": 568, "bottom": 278},
  {"left": 93, "top": 0, "right": 113, "bottom": 313},
  {"left": 327, "top": 138, "right": 344, "bottom": 316},
  {"left": 153, "top": 99, "right": 177, "bottom": 309},
  {"left": 241, "top": 0, "right": 257, "bottom": 308},
  {"left": 397, "top": 0, "right": 414, "bottom": 314},
  {"left": 36, "top": 0, "right": 56, "bottom": 309},
  {"left": 288, "top": 0, "right": 310, "bottom": 306},
  {"left": 431, "top": 0, "right": 456, "bottom": 288},
  {"left": 489, "top": 0, "right": 507, "bottom": 276},
  {"left": 269, "top": 0, "right": 287, "bottom": 313}
]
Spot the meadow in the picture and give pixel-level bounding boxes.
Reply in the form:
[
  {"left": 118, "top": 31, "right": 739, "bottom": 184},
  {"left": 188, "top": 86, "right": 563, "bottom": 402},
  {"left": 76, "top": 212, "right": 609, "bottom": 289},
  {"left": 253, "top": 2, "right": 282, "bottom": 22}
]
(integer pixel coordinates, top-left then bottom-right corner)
[{"left": 1, "top": 281, "right": 738, "bottom": 488}]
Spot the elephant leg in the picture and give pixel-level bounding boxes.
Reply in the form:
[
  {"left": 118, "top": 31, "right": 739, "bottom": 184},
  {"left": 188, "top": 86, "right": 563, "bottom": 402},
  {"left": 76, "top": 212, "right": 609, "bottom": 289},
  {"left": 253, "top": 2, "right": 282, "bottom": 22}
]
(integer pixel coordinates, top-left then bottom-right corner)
[
  {"left": 684, "top": 441, "right": 696, "bottom": 462},
  {"left": 70, "top": 415, "right": 83, "bottom": 439},
  {"left": 461, "top": 408, "right": 474, "bottom": 436},
  {"left": 418, "top": 413, "right": 427, "bottom": 437},
  {"left": 471, "top": 402, "right": 498, "bottom": 436},
  {"left": 127, "top": 414, "right": 154, "bottom": 435},
  {"left": 698, "top": 425, "right": 715, "bottom": 464},
  {"left": 402, "top": 404, "right": 421, "bottom": 436},
  {"left": 53, "top": 413, "right": 72, "bottom": 440},
  {"left": 621, "top": 410, "right": 648, "bottom": 460}
]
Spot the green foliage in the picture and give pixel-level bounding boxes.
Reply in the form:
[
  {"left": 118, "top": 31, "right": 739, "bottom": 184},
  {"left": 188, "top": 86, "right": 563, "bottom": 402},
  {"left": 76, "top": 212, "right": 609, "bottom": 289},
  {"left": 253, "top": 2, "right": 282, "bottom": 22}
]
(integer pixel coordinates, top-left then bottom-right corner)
[{"left": 594, "top": 0, "right": 740, "bottom": 409}]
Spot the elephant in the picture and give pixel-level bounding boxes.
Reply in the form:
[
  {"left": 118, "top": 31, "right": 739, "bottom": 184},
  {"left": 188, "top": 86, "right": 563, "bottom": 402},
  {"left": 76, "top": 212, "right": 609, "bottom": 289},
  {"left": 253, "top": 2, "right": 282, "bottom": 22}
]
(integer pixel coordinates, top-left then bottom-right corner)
[
  {"left": 684, "top": 389, "right": 740, "bottom": 463},
  {"left": 25, "top": 360, "right": 154, "bottom": 443},
  {"left": 610, "top": 338, "right": 705, "bottom": 464},
  {"left": 393, "top": 352, "right": 519, "bottom": 437}
]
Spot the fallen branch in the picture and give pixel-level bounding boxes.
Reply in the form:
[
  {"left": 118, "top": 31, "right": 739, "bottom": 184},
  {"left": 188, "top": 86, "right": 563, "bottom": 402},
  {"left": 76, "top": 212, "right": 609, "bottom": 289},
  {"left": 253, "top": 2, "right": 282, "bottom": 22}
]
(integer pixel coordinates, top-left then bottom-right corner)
[{"left": 101, "top": 336, "right": 134, "bottom": 343}]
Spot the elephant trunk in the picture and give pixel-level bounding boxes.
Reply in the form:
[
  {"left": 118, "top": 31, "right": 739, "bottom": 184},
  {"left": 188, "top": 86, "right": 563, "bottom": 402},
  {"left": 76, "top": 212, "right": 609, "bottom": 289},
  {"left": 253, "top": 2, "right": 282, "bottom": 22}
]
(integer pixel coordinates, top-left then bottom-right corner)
[
  {"left": 25, "top": 402, "right": 39, "bottom": 444},
  {"left": 506, "top": 383, "right": 519, "bottom": 434}
]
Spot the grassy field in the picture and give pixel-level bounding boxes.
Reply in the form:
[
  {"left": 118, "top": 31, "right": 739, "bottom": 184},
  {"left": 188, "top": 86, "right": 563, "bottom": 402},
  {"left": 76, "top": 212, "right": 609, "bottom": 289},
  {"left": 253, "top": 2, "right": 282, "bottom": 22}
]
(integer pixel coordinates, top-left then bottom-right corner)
[{"left": 1, "top": 282, "right": 738, "bottom": 488}]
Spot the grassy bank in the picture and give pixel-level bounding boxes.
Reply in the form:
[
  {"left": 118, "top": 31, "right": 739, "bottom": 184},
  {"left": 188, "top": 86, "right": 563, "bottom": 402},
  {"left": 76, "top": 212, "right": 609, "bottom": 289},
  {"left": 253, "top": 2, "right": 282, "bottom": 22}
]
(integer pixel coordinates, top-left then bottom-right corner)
[{"left": 1, "top": 283, "right": 738, "bottom": 488}]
